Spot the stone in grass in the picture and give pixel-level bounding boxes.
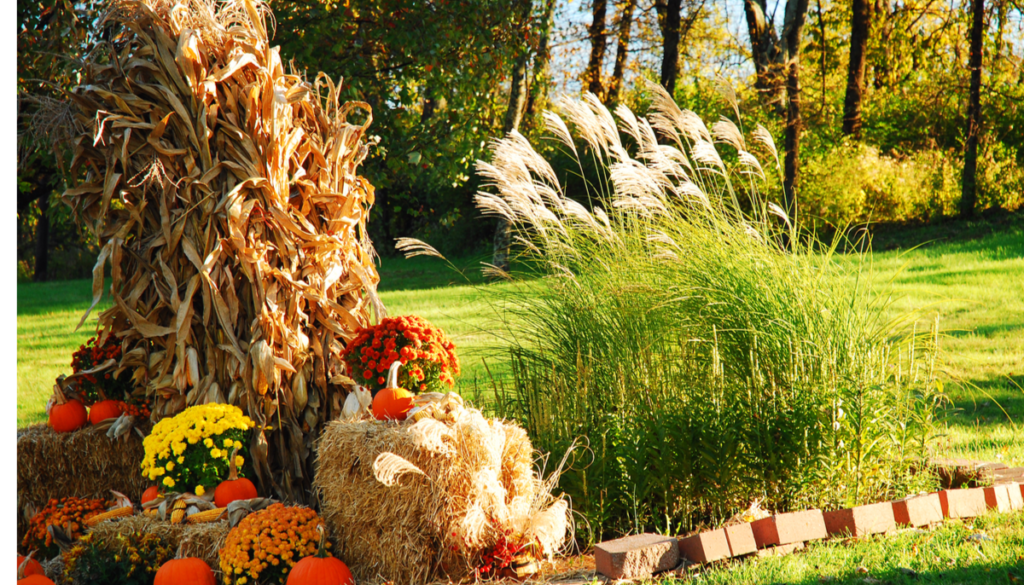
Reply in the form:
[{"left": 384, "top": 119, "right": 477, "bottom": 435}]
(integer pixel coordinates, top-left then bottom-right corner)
[
  {"left": 1015, "top": 484, "right": 1024, "bottom": 510},
  {"left": 595, "top": 533, "right": 679, "bottom": 579},
  {"left": 985, "top": 483, "right": 1023, "bottom": 512},
  {"left": 893, "top": 493, "right": 943, "bottom": 527},
  {"left": 755, "top": 542, "right": 805, "bottom": 558},
  {"left": 723, "top": 523, "right": 758, "bottom": 557},
  {"left": 823, "top": 502, "right": 896, "bottom": 538},
  {"left": 677, "top": 529, "right": 730, "bottom": 564},
  {"left": 750, "top": 510, "right": 828, "bottom": 548},
  {"left": 938, "top": 488, "right": 988, "bottom": 519}
]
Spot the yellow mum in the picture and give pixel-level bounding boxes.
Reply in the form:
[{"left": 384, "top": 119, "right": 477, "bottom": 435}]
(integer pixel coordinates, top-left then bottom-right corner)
[{"left": 195, "top": 485, "right": 206, "bottom": 496}]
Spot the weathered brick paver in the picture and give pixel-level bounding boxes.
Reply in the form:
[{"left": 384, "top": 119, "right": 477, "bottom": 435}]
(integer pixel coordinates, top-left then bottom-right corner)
[
  {"left": 723, "top": 523, "right": 758, "bottom": 557},
  {"left": 939, "top": 488, "right": 988, "bottom": 519},
  {"left": 594, "top": 533, "right": 678, "bottom": 579},
  {"left": 750, "top": 510, "right": 827, "bottom": 547},
  {"left": 823, "top": 501, "right": 896, "bottom": 537},
  {"left": 893, "top": 493, "right": 943, "bottom": 527},
  {"left": 678, "top": 529, "right": 730, "bottom": 564}
]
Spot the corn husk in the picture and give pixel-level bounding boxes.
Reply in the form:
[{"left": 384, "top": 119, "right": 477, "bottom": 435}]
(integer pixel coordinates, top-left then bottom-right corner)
[
  {"left": 59, "top": 0, "right": 382, "bottom": 504},
  {"left": 314, "top": 410, "right": 571, "bottom": 584}
]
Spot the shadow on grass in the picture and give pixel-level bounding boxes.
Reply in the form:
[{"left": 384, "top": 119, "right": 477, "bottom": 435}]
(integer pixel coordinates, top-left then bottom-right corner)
[
  {"left": 944, "top": 376, "right": 1023, "bottom": 428},
  {"left": 781, "top": 562, "right": 1024, "bottom": 585}
]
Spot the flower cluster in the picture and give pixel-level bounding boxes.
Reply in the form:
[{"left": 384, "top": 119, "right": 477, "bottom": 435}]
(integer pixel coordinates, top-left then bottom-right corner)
[
  {"left": 22, "top": 497, "right": 111, "bottom": 558},
  {"left": 341, "top": 315, "right": 460, "bottom": 395},
  {"left": 141, "top": 403, "right": 253, "bottom": 494},
  {"left": 218, "top": 504, "right": 326, "bottom": 584},
  {"left": 71, "top": 333, "right": 150, "bottom": 416},
  {"left": 476, "top": 532, "right": 530, "bottom": 577},
  {"left": 62, "top": 531, "right": 173, "bottom": 585}
]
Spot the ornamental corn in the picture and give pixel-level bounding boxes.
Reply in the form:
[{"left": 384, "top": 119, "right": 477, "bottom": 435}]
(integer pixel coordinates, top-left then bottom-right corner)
[{"left": 84, "top": 506, "right": 133, "bottom": 526}]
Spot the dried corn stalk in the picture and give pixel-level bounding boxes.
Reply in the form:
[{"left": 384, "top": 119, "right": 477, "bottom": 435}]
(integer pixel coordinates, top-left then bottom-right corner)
[{"left": 60, "top": 0, "right": 383, "bottom": 504}]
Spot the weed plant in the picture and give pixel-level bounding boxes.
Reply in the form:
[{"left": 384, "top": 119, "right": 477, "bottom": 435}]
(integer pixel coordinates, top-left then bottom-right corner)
[{"left": 441, "top": 81, "right": 945, "bottom": 545}]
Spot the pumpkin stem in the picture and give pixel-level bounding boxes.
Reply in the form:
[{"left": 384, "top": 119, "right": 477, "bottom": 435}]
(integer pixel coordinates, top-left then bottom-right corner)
[
  {"left": 386, "top": 360, "right": 404, "bottom": 390},
  {"left": 315, "top": 524, "right": 330, "bottom": 559},
  {"left": 53, "top": 382, "right": 68, "bottom": 405},
  {"left": 227, "top": 446, "right": 240, "bottom": 482}
]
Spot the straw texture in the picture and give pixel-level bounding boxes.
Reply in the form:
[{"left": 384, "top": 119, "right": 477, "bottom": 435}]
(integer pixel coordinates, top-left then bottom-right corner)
[
  {"left": 17, "top": 424, "right": 148, "bottom": 545},
  {"left": 60, "top": 0, "right": 381, "bottom": 503},
  {"left": 314, "top": 410, "right": 569, "bottom": 584}
]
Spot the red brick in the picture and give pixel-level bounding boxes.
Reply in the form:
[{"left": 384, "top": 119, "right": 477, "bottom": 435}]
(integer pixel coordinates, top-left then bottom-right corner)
[
  {"left": 750, "top": 510, "right": 827, "bottom": 547},
  {"left": 1012, "top": 484, "right": 1024, "bottom": 510},
  {"left": 595, "top": 533, "right": 679, "bottom": 579},
  {"left": 723, "top": 523, "right": 758, "bottom": 557},
  {"left": 938, "top": 488, "right": 988, "bottom": 519},
  {"left": 677, "top": 529, "right": 730, "bottom": 564},
  {"left": 984, "top": 484, "right": 1013, "bottom": 512},
  {"left": 823, "top": 502, "right": 896, "bottom": 537},
  {"left": 755, "top": 542, "right": 805, "bottom": 558},
  {"left": 893, "top": 493, "right": 943, "bottom": 527}
]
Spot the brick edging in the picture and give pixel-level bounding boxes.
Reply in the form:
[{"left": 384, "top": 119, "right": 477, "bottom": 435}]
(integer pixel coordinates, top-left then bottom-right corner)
[{"left": 594, "top": 481, "right": 1024, "bottom": 579}]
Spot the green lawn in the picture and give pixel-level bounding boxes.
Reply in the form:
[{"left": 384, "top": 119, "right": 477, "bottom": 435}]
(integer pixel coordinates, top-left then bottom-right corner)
[{"left": 18, "top": 227, "right": 1023, "bottom": 466}]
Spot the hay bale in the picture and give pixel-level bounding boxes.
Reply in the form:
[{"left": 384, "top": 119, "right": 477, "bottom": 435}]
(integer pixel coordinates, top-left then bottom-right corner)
[
  {"left": 17, "top": 424, "right": 148, "bottom": 545},
  {"left": 314, "top": 410, "right": 569, "bottom": 584},
  {"left": 42, "top": 515, "right": 230, "bottom": 584},
  {"left": 84, "top": 514, "right": 229, "bottom": 573}
]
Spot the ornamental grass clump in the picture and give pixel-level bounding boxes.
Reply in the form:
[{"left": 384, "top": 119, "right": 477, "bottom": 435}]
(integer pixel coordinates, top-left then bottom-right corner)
[
  {"left": 141, "top": 404, "right": 254, "bottom": 495},
  {"left": 341, "top": 315, "right": 460, "bottom": 395},
  {"left": 441, "top": 80, "right": 943, "bottom": 542}
]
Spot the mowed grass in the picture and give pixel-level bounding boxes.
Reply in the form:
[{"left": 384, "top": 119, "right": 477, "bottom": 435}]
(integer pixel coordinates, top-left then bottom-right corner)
[{"left": 16, "top": 226, "right": 1024, "bottom": 468}]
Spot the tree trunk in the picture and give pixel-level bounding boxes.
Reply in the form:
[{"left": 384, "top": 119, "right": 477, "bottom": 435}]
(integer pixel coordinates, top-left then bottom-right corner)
[
  {"left": 655, "top": 0, "right": 683, "bottom": 95},
  {"left": 842, "top": 0, "right": 871, "bottom": 136},
  {"left": 33, "top": 195, "right": 50, "bottom": 282},
  {"left": 782, "top": 0, "right": 809, "bottom": 211},
  {"left": 606, "top": 0, "right": 638, "bottom": 105},
  {"left": 525, "top": 0, "right": 556, "bottom": 118},
  {"left": 493, "top": 0, "right": 534, "bottom": 273},
  {"left": 743, "top": 0, "right": 785, "bottom": 109},
  {"left": 960, "top": 0, "right": 985, "bottom": 218},
  {"left": 584, "top": 0, "right": 610, "bottom": 97}
]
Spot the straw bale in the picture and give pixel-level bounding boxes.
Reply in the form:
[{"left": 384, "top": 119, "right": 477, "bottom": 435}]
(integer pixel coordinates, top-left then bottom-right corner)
[
  {"left": 314, "top": 410, "right": 569, "bottom": 584},
  {"left": 84, "top": 514, "right": 229, "bottom": 570},
  {"left": 17, "top": 424, "right": 148, "bottom": 544},
  {"left": 58, "top": 0, "right": 382, "bottom": 504}
]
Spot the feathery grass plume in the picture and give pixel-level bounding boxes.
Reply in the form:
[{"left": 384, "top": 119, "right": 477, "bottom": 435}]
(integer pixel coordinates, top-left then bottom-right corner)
[{"left": 479, "top": 87, "right": 943, "bottom": 543}]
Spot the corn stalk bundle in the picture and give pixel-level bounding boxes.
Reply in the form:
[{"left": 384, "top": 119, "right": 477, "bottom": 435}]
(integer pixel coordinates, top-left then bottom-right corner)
[{"left": 60, "top": 0, "right": 383, "bottom": 504}]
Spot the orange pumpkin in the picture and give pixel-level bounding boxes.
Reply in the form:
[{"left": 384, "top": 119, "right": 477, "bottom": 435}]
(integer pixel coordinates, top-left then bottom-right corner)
[
  {"left": 17, "top": 575, "right": 55, "bottom": 585},
  {"left": 141, "top": 485, "right": 160, "bottom": 505},
  {"left": 286, "top": 525, "right": 354, "bottom": 585},
  {"left": 17, "top": 554, "right": 44, "bottom": 578},
  {"left": 214, "top": 447, "right": 257, "bottom": 508},
  {"left": 88, "top": 399, "right": 124, "bottom": 425},
  {"left": 372, "top": 361, "right": 415, "bottom": 421},
  {"left": 48, "top": 386, "right": 87, "bottom": 433},
  {"left": 154, "top": 557, "right": 216, "bottom": 585}
]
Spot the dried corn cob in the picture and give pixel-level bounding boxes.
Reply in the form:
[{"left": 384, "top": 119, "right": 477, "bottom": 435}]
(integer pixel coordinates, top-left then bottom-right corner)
[
  {"left": 186, "top": 507, "right": 227, "bottom": 524},
  {"left": 84, "top": 506, "right": 133, "bottom": 526},
  {"left": 170, "top": 500, "right": 188, "bottom": 524}
]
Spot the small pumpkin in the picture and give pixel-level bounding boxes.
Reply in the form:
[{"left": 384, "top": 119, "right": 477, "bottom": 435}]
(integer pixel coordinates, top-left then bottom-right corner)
[
  {"left": 214, "top": 447, "right": 257, "bottom": 508},
  {"left": 286, "top": 525, "right": 354, "bottom": 585},
  {"left": 48, "top": 385, "right": 87, "bottom": 433},
  {"left": 372, "top": 361, "right": 415, "bottom": 421},
  {"left": 17, "top": 553, "right": 44, "bottom": 578},
  {"left": 154, "top": 557, "right": 216, "bottom": 585},
  {"left": 88, "top": 399, "right": 124, "bottom": 425},
  {"left": 141, "top": 485, "right": 160, "bottom": 506}
]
